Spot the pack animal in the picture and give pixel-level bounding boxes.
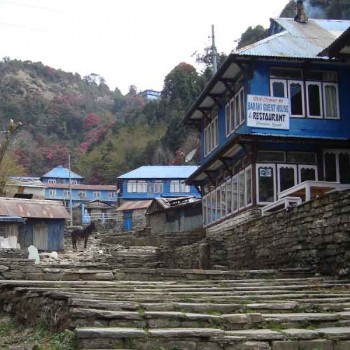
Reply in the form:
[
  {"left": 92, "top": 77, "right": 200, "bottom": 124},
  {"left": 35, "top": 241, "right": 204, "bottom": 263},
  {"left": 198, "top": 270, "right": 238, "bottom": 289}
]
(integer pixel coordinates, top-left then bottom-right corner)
[{"left": 71, "top": 222, "right": 96, "bottom": 250}]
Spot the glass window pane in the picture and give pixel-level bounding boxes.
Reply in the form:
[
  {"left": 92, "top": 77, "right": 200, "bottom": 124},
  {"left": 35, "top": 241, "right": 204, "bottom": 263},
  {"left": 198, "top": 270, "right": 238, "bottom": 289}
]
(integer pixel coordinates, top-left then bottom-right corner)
[
  {"left": 232, "top": 176, "right": 238, "bottom": 212},
  {"left": 287, "top": 152, "right": 316, "bottom": 164},
  {"left": 279, "top": 166, "right": 295, "bottom": 192},
  {"left": 300, "top": 167, "right": 316, "bottom": 182},
  {"left": 225, "top": 104, "right": 230, "bottom": 136},
  {"left": 258, "top": 166, "right": 275, "bottom": 203},
  {"left": 220, "top": 183, "right": 226, "bottom": 217},
  {"left": 290, "top": 82, "right": 303, "bottom": 116},
  {"left": 240, "top": 89, "right": 245, "bottom": 123},
  {"left": 208, "top": 191, "right": 215, "bottom": 224},
  {"left": 324, "top": 84, "right": 338, "bottom": 119},
  {"left": 272, "top": 81, "right": 286, "bottom": 97},
  {"left": 230, "top": 99, "right": 235, "bottom": 131},
  {"left": 235, "top": 95, "right": 240, "bottom": 127},
  {"left": 258, "top": 151, "right": 285, "bottom": 162},
  {"left": 308, "top": 83, "right": 321, "bottom": 117},
  {"left": 238, "top": 171, "right": 245, "bottom": 209},
  {"left": 202, "top": 196, "right": 208, "bottom": 226},
  {"left": 339, "top": 153, "right": 350, "bottom": 184},
  {"left": 324, "top": 152, "right": 337, "bottom": 182},
  {"left": 226, "top": 179, "right": 232, "bottom": 215},
  {"left": 246, "top": 167, "right": 252, "bottom": 205},
  {"left": 216, "top": 187, "right": 221, "bottom": 220}
]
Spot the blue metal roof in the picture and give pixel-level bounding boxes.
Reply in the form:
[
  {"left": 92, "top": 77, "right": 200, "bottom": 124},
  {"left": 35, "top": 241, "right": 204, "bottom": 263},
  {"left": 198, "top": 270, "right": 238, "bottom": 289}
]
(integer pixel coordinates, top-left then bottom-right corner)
[
  {"left": 238, "top": 18, "right": 350, "bottom": 58},
  {"left": 42, "top": 165, "right": 83, "bottom": 179},
  {"left": 118, "top": 166, "right": 199, "bottom": 179}
]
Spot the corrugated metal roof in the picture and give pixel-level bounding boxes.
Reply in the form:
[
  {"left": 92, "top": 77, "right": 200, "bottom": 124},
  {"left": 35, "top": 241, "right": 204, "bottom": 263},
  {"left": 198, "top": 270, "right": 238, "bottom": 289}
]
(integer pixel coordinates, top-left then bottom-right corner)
[
  {"left": 6, "top": 178, "right": 45, "bottom": 188},
  {"left": 319, "top": 26, "right": 350, "bottom": 57},
  {"left": 45, "top": 183, "right": 117, "bottom": 190},
  {"left": 0, "top": 198, "right": 70, "bottom": 219},
  {"left": 152, "top": 196, "right": 199, "bottom": 209},
  {"left": 0, "top": 216, "right": 25, "bottom": 223},
  {"left": 118, "top": 166, "right": 199, "bottom": 179},
  {"left": 116, "top": 200, "right": 152, "bottom": 211},
  {"left": 238, "top": 18, "right": 350, "bottom": 58},
  {"left": 42, "top": 165, "right": 83, "bottom": 179}
]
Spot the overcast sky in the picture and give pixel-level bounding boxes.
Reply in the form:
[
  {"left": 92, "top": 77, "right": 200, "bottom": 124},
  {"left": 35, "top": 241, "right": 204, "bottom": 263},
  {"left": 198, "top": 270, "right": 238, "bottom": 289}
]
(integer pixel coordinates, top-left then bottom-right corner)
[{"left": 0, "top": 0, "right": 288, "bottom": 94}]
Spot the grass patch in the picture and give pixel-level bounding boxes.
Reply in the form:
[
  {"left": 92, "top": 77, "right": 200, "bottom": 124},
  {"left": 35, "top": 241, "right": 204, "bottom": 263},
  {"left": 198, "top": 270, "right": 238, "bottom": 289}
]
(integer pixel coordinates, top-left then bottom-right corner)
[{"left": 0, "top": 313, "right": 76, "bottom": 350}]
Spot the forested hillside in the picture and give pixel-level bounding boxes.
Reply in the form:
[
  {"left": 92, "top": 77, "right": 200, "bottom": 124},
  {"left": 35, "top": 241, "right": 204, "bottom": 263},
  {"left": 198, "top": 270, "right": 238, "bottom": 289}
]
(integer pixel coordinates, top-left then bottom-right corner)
[
  {"left": 2, "top": 0, "right": 350, "bottom": 184},
  {"left": 0, "top": 59, "right": 206, "bottom": 183}
]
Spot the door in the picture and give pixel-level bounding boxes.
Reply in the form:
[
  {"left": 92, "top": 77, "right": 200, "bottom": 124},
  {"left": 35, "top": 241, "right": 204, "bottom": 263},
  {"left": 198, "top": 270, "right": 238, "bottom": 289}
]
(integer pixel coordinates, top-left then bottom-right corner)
[
  {"left": 123, "top": 211, "right": 133, "bottom": 231},
  {"left": 33, "top": 222, "right": 48, "bottom": 250}
]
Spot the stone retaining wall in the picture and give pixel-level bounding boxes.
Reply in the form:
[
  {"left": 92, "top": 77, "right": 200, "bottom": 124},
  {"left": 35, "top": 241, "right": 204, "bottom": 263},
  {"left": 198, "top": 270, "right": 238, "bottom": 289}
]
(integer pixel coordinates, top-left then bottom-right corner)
[{"left": 207, "top": 190, "right": 350, "bottom": 275}]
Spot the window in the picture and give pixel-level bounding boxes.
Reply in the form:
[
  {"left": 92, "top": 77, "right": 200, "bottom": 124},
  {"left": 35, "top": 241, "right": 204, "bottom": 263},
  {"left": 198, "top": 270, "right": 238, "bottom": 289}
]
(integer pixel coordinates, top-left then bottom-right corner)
[
  {"left": 306, "top": 82, "right": 322, "bottom": 118},
  {"left": 289, "top": 81, "right": 304, "bottom": 117},
  {"left": 232, "top": 175, "right": 238, "bottom": 212},
  {"left": 48, "top": 179, "right": 56, "bottom": 184},
  {"left": 324, "top": 150, "right": 350, "bottom": 184},
  {"left": 153, "top": 181, "right": 163, "bottom": 193},
  {"left": 49, "top": 189, "right": 56, "bottom": 197},
  {"left": 63, "top": 190, "right": 71, "bottom": 198},
  {"left": 202, "top": 165, "right": 252, "bottom": 227},
  {"left": 203, "top": 197, "right": 208, "bottom": 226},
  {"left": 204, "top": 115, "right": 218, "bottom": 156},
  {"left": 277, "top": 164, "right": 297, "bottom": 193},
  {"left": 323, "top": 83, "right": 339, "bottom": 119},
  {"left": 226, "top": 178, "right": 232, "bottom": 215},
  {"left": 127, "top": 180, "right": 147, "bottom": 193},
  {"left": 170, "top": 180, "right": 190, "bottom": 193},
  {"left": 257, "top": 164, "right": 276, "bottom": 204},
  {"left": 225, "top": 87, "right": 245, "bottom": 137},
  {"left": 79, "top": 190, "right": 87, "bottom": 199},
  {"left": 258, "top": 151, "right": 285, "bottom": 163},
  {"left": 270, "top": 69, "right": 339, "bottom": 119},
  {"left": 93, "top": 191, "right": 101, "bottom": 198},
  {"left": 299, "top": 165, "right": 318, "bottom": 182},
  {"left": 71, "top": 180, "right": 78, "bottom": 185},
  {"left": 245, "top": 166, "right": 252, "bottom": 206},
  {"left": 108, "top": 191, "right": 116, "bottom": 198}
]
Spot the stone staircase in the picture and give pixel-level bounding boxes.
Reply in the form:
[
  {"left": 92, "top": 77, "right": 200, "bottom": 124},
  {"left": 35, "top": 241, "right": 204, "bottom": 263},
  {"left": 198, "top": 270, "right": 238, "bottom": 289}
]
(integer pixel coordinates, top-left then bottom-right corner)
[
  {"left": 105, "top": 246, "right": 160, "bottom": 268},
  {"left": 1, "top": 275, "right": 350, "bottom": 349}
]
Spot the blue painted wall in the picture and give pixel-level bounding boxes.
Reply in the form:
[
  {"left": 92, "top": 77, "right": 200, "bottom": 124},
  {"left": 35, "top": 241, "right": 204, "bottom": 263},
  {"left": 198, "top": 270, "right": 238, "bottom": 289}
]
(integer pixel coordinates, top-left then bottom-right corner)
[
  {"left": 18, "top": 219, "right": 65, "bottom": 251},
  {"left": 201, "top": 60, "right": 350, "bottom": 164},
  {"left": 120, "top": 179, "right": 201, "bottom": 200},
  {"left": 44, "top": 187, "right": 117, "bottom": 206}
]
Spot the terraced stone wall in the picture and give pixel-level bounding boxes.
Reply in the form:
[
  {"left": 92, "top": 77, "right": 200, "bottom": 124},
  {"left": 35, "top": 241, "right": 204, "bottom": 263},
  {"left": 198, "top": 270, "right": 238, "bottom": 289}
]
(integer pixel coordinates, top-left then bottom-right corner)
[{"left": 208, "top": 190, "right": 350, "bottom": 275}]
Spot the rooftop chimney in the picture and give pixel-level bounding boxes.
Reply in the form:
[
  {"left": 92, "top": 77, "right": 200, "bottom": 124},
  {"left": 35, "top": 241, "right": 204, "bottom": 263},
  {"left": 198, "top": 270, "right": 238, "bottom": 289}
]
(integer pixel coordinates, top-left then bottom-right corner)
[{"left": 294, "top": 0, "right": 308, "bottom": 23}]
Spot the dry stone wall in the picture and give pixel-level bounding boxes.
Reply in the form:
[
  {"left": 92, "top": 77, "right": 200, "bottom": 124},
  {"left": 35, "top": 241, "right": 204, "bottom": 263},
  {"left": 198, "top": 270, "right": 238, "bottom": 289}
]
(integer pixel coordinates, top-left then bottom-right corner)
[{"left": 207, "top": 190, "right": 350, "bottom": 275}]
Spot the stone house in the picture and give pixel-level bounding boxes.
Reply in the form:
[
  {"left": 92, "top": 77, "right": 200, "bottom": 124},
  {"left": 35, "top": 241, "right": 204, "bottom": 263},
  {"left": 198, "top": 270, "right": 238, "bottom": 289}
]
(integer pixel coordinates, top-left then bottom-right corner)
[
  {"left": 115, "top": 200, "right": 152, "bottom": 232},
  {"left": 146, "top": 197, "right": 202, "bottom": 234}
]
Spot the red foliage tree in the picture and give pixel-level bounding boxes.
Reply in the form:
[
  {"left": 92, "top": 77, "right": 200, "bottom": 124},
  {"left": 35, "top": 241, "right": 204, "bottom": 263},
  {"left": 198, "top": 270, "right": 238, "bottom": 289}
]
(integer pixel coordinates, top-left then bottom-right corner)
[{"left": 83, "top": 113, "right": 101, "bottom": 129}]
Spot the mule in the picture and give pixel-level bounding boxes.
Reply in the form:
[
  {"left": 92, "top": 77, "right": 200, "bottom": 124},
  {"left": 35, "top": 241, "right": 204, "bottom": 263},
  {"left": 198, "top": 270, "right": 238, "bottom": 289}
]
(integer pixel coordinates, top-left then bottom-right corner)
[{"left": 71, "top": 222, "right": 96, "bottom": 250}]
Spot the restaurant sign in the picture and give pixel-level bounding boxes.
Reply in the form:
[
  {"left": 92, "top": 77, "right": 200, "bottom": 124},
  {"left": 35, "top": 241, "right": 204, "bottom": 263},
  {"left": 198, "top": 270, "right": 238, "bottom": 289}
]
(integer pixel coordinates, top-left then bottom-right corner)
[{"left": 247, "top": 95, "right": 290, "bottom": 130}]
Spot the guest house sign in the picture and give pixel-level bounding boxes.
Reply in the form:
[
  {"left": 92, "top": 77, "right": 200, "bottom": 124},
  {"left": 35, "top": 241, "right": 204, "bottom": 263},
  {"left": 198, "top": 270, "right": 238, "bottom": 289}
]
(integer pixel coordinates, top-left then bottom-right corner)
[{"left": 247, "top": 95, "right": 290, "bottom": 130}]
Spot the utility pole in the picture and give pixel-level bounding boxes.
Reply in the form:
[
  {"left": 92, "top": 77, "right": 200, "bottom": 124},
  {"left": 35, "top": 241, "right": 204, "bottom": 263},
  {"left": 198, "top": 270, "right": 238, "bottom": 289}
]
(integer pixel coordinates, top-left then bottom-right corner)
[
  {"left": 211, "top": 24, "right": 218, "bottom": 75},
  {"left": 68, "top": 154, "right": 73, "bottom": 226}
]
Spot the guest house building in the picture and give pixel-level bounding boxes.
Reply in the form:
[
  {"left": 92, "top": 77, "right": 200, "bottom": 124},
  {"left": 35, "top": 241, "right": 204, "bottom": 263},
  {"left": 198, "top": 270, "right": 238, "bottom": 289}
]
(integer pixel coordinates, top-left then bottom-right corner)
[{"left": 183, "top": 7, "right": 350, "bottom": 232}]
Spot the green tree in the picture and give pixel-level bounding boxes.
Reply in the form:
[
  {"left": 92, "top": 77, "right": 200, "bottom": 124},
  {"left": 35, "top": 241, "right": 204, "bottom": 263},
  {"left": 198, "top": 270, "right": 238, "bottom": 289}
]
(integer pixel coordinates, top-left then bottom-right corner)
[
  {"left": 161, "top": 62, "right": 202, "bottom": 110},
  {"left": 236, "top": 25, "right": 268, "bottom": 50}
]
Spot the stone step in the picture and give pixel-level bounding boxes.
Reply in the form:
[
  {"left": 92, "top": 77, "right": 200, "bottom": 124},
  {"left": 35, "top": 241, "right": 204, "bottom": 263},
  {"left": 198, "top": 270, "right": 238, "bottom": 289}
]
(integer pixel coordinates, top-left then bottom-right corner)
[
  {"left": 69, "top": 298, "right": 349, "bottom": 314},
  {"left": 71, "top": 308, "right": 266, "bottom": 330},
  {"left": 75, "top": 326, "right": 350, "bottom": 349},
  {"left": 71, "top": 307, "right": 350, "bottom": 330}
]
